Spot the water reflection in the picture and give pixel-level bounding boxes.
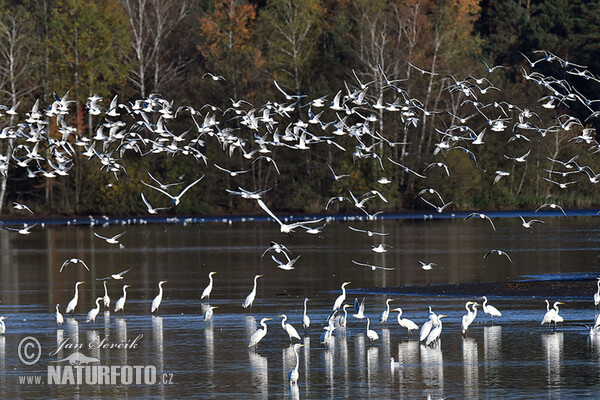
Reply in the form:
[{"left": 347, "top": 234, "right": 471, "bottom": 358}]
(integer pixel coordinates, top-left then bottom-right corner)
[
  {"left": 302, "top": 336, "right": 310, "bottom": 392},
  {"left": 462, "top": 337, "right": 479, "bottom": 398},
  {"left": 248, "top": 351, "right": 268, "bottom": 397},
  {"left": 366, "top": 345, "right": 379, "bottom": 396},
  {"left": 56, "top": 329, "right": 65, "bottom": 360},
  {"left": 86, "top": 329, "right": 100, "bottom": 360},
  {"left": 420, "top": 343, "right": 444, "bottom": 398},
  {"left": 542, "top": 332, "right": 563, "bottom": 395},
  {"left": 484, "top": 325, "right": 501, "bottom": 387},
  {"left": 3, "top": 219, "right": 600, "bottom": 398},
  {"left": 245, "top": 315, "right": 257, "bottom": 341},
  {"left": 116, "top": 317, "right": 127, "bottom": 365},
  {"left": 66, "top": 317, "right": 79, "bottom": 347},
  {"left": 289, "top": 382, "right": 300, "bottom": 400}
]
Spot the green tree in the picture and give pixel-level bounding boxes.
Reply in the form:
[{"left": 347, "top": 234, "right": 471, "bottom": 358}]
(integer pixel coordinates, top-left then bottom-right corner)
[{"left": 258, "top": 0, "right": 325, "bottom": 96}]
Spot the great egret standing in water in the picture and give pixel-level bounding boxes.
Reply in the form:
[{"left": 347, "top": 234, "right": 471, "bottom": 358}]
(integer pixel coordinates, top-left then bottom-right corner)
[
  {"left": 392, "top": 308, "right": 419, "bottom": 336},
  {"left": 340, "top": 304, "right": 352, "bottom": 328},
  {"left": 594, "top": 278, "right": 600, "bottom": 308},
  {"left": 425, "top": 314, "right": 447, "bottom": 346},
  {"left": 201, "top": 272, "right": 217, "bottom": 300},
  {"left": 249, "top": 317, "right": 272, "bottom": 350},
  {"left": 541, "top": 300, "right": 564, "bottom": 327},
  {"left": 333, "top": 282, "right": 351, "bottom": 311},
  {"left": 86, "top": 297, "right": 103, "bottom": 324},
  {"left": 242, "top": 274, "right": 262, "bottom": 309},
  {"left": 102, "top": 281, "right": 110, "bottom": 309},
  {"left": 279, "top": 314, "right": 301, "bottom": 342},
  {"left": 114, "top": 284, "right": 132, "bottom": 313},
  {"left": 461, "top": 302, "right": 479, "bottom": 335},
  {"left": 151, "top": 280, "right": 167, "bottom": 314},
  {"left": 481, "top": 296, "right": 502, "bottom": 323},
  {"left": 380, "top": 299, "right": 393, "bottom": 325},
  {"left": 420, "top": 307, "right": 436, "bottom": 342},
  {"left": 302, "top": 298, "right": 310, "bottom": 332},
  {"left": 366, "top": 317, "right": 379, "bottom": 343},
  {"left": 204, "top": 306, "right": 218, "bottom": 321},
  {"left": 0, "top": 316, "right": 7, "bottom": 334},
  {"left": 66, "top": 281, "right": 85, "bottom": 314},
  {"left": 55, "top": 305, "right": 63, "bottom": 327},
  {"left": 288, "top": 343, "right": 305, "bottom": 385}
]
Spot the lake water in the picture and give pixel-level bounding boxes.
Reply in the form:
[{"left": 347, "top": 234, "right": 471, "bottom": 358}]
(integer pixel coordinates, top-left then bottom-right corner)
[{"left": 1, "top": 214, "right": 600, "bottom": 399}]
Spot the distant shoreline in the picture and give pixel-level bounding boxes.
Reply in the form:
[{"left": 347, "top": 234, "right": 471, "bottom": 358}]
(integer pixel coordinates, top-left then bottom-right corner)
[{"left": 0, "top": 208, "right": 598, "bottom": 227}]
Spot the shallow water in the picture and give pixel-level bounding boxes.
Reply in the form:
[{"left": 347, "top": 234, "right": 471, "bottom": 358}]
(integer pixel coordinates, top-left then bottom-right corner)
[{"left": 2, "top": 215, "right": 600, "bottom": 399}]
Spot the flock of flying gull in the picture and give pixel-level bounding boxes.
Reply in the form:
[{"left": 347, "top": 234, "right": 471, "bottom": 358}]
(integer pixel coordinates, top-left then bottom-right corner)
[{"left": 2, "top": 49, "right": 600, "bottom": 387}]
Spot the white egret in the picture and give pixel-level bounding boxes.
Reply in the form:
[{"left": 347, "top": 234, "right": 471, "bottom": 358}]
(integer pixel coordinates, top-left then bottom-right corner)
[
  {"left": 481, "top": 296, "right": 502, "bottom": 323},
  {"left": 340, "top": 304, "right": 352, "bottom": 328},
  {"left": 594, "top": 278, "right": 600, "bottom": 308},
  {"left": 366, "top": 317, "right": 379, "bottom": 343},
  {"left": 55, "top": 304, "right": 64, "bottom": 327},
  {"left": 461, "top": 301, "right": 479, "bottom": 335},
  {"left": 204, "top": 306, "right": 218, "bottom": 321},
  {"left": 86, "top": 297, "right": 103, "bottom": 324},
  {"left": 390, "top": 357, "right": 401, "bottom": 370},
  {"left": 392, "top": 308, "right": 419, "bottom": 336},
  {"left": 151, "top": 280, "right": 167, "bottom": 314},
  {"left": 0, "top": 316, "right": 7, "bottom": 334},
  {"left": 102, "top": 281, "right": 110, "bottom": 309},
  {"left": 242, "top": 274, "right": 263, "bottom": 309},
  {"left": 302, "top": 298, "right": 310, "bottom": 332},
  {"left": 380, "top": 299, "right": 393, "bottom": 325},
  {"left": 321, "top": 317, "right": 335, "bottom": 345},
  {"left": 66, "top": 281, "right": 85, "bottom": 314},
  {"left": 541, "top": 300, "right": 564, "bottom": 327},
  {"left": 201, "top": 271, "right": 217, "bottom": 300},
  {"left": 333, "top": 281, "right": 351, "bottom": 311},
  {"left": 279, "top": 314, "right": 301, "bottom": 342},
  {"left": 248, "top": 317, "right": 272, "bottom": 350},
  {"left": 420, "top": 307, "right": 436, "bottom": 342},
  {"left": 114, "top": 284, "right": 132, "bottom": 313},
  {"left": 425, "top": 314, "right": 447, "bottom": 346},
  {"left": 288, "top": 343, "right": 305, "bottom": 385}
]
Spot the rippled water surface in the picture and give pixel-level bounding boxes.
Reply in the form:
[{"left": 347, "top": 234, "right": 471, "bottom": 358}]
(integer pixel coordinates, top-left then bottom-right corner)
[{"left": 2, "top": 215, "right": 600, "bottom": 399}]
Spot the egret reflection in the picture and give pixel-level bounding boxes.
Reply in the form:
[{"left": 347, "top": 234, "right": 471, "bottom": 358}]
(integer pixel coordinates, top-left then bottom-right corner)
[
  {"left": 542, "top": 332, "right": 563, "bottom": 388},
  {"left": 249, "top": 351, "right": 268, "bottom": 398},
  {"left": 462, "top": 337, "right": 479, "bottom": 398}
]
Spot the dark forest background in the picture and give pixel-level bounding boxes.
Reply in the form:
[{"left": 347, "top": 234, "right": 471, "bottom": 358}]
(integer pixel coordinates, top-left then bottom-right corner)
[{"left": 0, "top": 0, "right": 599, "bottom": 216}]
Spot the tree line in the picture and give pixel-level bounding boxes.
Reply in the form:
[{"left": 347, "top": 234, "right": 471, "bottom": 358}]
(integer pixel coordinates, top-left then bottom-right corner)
[{"left": 0, "top": 0, "right": 599, "bottom": 216}]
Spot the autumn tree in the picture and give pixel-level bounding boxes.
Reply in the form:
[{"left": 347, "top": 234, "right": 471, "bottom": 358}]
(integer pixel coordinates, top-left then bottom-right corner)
[{"left": 198, "top": 0, "right": 263, "bottom": 101}]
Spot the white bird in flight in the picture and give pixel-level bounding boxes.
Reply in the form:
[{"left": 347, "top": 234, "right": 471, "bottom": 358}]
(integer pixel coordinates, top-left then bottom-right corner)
[
  {"left": 96, "top": 267, "right": 132, "bottom": 281},
  {"left": 272, "top": 255, "right": 300, "bottom": 271},
  {"left": 142, "top": 176, "right": 204, "bottom": 206},
  {"left": 518, "top": 214, "right": 545, "bottom": 229},
  {"left": 94, "top": 231, "right": 126, "bottom": 245},
  {"left": 141, "top": 193, "right": 170, "bottom": 214},
  {"left": 464, "top": 212, "right": 496, "bottom": 231},
  {"left": 257, "top": 199, "right": 322, "bottom": 233},
  {"left": 352, "top": 260, "right": 395, "bottom": 271},
  {"left": 483, "top": 249, "right": 513, "bottom": 264},
  {"left": 348, "top": 226, "right": 389, "bottom": 237},
  {"left": 60, "top": 258, "right": 90, "bottom": 272}
]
